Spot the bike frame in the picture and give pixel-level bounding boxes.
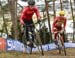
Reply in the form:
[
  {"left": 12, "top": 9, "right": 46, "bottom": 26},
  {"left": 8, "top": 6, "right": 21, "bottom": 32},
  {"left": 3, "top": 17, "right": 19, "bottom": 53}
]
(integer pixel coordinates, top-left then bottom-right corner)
[{"left": 22, "top": 21, "right": 44, "bottom": 55}]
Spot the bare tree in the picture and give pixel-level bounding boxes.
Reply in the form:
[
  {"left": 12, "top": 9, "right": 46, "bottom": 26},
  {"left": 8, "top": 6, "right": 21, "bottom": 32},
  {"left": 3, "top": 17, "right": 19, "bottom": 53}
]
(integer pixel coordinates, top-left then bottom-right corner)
[
  {"left": 8, "top": 0, "right": 18, "bottom": 39},
  {"left": 44, "top": 0, "right": 52, "bottom": 42},
  {"left": 53, "top": 0, "right": 56, "bottom": 18},
  {"left": 60, "top": 0, "right": 63, "bottom": 10},
  {"left": 74, "top": 0, "right": 75, "bottom": 5},
  {"left": 70, "top": 0, "right": 75, "bottom": 40}
]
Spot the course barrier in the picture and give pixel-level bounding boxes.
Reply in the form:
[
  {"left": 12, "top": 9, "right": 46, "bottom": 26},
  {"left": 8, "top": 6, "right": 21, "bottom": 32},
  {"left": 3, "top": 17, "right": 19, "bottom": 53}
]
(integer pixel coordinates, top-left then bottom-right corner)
[
  {"left": 0, "top": 38, "right": 75, "bottom": 53},
  {"left": 0, "top": 37, "right": 6, "bottom": 51}
]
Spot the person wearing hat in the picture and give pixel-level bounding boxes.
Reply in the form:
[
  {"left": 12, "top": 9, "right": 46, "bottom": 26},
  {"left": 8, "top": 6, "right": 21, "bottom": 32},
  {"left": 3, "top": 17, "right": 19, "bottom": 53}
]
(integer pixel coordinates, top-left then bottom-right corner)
[
  {"left": 52, "top": 10, "right": 67, "bottom": 46},
  {"left": 20, "top": 0, "right": 41, "bottom": 47}
]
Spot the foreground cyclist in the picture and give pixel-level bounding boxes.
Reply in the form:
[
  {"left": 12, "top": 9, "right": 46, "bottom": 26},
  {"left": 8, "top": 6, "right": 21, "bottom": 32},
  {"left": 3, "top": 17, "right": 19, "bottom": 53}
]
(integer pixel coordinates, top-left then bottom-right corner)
[
  {"left": 52, "top": 10, "right": 67, "bottom": 47},
  {"left": 20, "top": 0, "right": 41, "bottom": 47}
]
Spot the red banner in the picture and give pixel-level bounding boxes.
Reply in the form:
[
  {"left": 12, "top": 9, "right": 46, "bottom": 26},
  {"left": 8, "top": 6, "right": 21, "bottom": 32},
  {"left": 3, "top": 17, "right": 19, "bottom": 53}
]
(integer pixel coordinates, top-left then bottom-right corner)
[{"left": 0, "top": 38, "right": 6, "bottom": 51}]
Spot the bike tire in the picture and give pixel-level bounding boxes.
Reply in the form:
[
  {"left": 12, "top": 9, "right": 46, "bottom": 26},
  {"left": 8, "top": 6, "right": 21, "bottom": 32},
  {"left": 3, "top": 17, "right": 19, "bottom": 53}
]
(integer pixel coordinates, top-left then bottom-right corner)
[
  {"left": 63, "top": 45, "right": 66, "bottom": 55},
  {"left": 22, "top": 26, "right": 33, "bottom": 54},
  {"left": 35, "top": 31, "right": 44, "bottom": 56},
  {"left": 56, "top": 33, "right": 66, "bottom": 55}
]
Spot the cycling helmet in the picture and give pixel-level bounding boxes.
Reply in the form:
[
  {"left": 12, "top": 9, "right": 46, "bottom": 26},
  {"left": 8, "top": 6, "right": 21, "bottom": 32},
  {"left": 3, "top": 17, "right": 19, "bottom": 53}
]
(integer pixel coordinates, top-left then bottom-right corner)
[
  {"left": 28, "top": 0, "right": 35, "bottom": 6},
  {"left": 59, "top": 10, "right": 65, "bottom": 15}
]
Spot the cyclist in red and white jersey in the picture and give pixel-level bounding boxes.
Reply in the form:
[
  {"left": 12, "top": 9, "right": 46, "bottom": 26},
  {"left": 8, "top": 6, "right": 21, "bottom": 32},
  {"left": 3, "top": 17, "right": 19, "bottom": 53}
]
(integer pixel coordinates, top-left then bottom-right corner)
[{"left": 52, "top": 10, "right": 67, "bottom": 46}]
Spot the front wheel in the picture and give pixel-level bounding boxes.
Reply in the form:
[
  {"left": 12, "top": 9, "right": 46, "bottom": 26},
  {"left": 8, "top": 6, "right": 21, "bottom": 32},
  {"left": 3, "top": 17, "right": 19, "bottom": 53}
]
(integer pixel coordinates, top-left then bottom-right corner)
[
  {"left": 63, "top": 46, "right": 66, "bottom": 55},
  {"left": 57, "top": 36, "right": 66, "bottom": 55}
]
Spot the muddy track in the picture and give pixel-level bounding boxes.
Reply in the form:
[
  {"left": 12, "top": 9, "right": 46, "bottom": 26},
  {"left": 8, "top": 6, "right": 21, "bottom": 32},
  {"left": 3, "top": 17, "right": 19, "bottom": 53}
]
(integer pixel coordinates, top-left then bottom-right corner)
[{"left": 0, "top": 48, "right": 75, "bottom": 58}]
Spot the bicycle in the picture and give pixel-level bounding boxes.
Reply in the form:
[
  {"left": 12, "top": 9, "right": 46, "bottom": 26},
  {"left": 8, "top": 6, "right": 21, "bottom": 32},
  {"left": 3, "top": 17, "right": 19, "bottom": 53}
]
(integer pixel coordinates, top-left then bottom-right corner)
[
  {"left": 54, "top": 31, "right": 66, "bottom": 55},
  {"left": 22, "top": 21, "right": 44, "bottom": 55}
]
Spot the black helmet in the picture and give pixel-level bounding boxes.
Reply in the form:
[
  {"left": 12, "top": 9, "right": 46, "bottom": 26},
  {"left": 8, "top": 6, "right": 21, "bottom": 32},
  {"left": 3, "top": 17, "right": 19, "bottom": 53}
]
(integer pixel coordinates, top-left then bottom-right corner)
[{"left": 28, "top": 0, "right": 35, "bottom": 6}]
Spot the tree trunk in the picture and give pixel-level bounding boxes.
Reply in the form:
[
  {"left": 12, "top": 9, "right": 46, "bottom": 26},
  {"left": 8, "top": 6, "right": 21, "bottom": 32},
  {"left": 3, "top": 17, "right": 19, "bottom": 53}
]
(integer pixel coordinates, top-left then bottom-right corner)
[
  {"left": 44, "top": 0, "right": 52, "bottom": 43},
  {"left": 60, "top": 0, "right": 63, "bottom": 10},
  {"left": 8, "top": 0, "right": 18, "bottom": 39},
  {"left": 53, "top": 0, "right": 56, "bottom": 18},
  {"left": 70, "top": 0, "right": 75, "bottom": 40},
  {"left": 74, "top": 0, "right": 75, "bottom": 5}
]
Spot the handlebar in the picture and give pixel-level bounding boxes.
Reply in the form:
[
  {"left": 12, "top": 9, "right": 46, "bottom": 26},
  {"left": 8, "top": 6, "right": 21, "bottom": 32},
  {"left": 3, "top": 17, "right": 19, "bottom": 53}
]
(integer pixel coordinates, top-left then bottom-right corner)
[
  {"left": 53, "top": 31, "right": 61, "bottom": 34},
  {"left": 23, "top": 20, "right": 42, "bottom": 27}
]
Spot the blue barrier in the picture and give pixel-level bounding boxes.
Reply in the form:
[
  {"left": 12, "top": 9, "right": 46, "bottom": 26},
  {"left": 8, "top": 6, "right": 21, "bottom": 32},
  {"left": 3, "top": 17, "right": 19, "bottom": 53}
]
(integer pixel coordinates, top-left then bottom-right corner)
[
  {"left": 6, "top": 39, "right": 14, "bottom": 51},
  {"left": 13, "top": 40, "right": 25, "bottom": 52},
  {"left": 6, "top": 39, "right": 25, "bottom": 52},
  {"left": 32, "top": 43, "right": 57, "bottom": 52},
  {"left": 32, "top": 42, "right": 75, "bottom": 52},
  {"left": 6, "top": 39, "right": 75, "bottom": 52},
  {"left": 64, "top": 42, "right": 75, "bottom": 48}
]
